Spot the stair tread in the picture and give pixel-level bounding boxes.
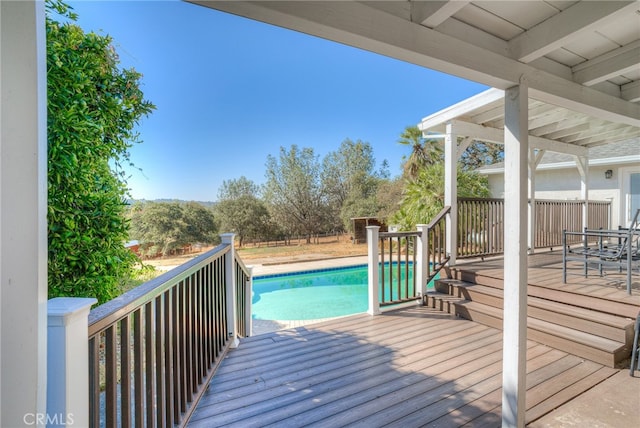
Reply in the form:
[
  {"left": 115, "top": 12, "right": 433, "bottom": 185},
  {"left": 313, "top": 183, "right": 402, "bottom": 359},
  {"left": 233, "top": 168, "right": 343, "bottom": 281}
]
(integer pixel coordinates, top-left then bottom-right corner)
[
  {"left": 438, "top": 279, "right": 633, "bottom": 328},
  {"left": 451, "top": 267, "right": 639, "bottom": 319},
  {"left": 426, "top": 291, "right": 465, "bottom": 300},
  {"left": 454, "top": 300, "right": 625, "bottom": 352}
]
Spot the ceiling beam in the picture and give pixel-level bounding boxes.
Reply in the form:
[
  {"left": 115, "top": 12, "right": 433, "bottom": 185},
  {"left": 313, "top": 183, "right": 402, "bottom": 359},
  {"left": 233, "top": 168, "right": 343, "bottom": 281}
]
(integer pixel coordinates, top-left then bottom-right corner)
[
  {"left": 190, "top": 1, "right": 640, "bottom": 126},
  {"left": 622, "top": 81, "right": 640, "bottom": 103},
  {"left": 529, "top": 113, "right": 590, "bottom": 136},
  {"left": 545, "top": 123, "right": 591, "bottom": 140},
  {"left": 469, "top": 104, "right": 506, "bottom": 124},
  {"left": 508, "top": 1, "right": 638, "bottom": 63},
  {"left": 489, "top": 103, "right": 562, "bottom": 130},
  {"left": 572, "top": 41, "right": 640, "bottom": 86},
  {"left": 436, "top": 16, "right": 510, "bottom": 57},
  {"left": 410, "top": 1, "right": 469, "bottom": 28},
  {"left": 526, "top": 107, "right": 570, "bottom": 129},
  {"left": 564, "top": 125, "right": 640, "bottom": 145},
  {"left": 450, "top": 120, "right": 588, "bottom": 157}
]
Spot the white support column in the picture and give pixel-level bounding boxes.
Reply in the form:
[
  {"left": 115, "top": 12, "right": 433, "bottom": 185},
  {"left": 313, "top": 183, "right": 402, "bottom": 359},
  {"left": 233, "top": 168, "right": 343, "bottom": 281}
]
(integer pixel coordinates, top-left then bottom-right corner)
[
  {"left": 502, "top": 82, "right": 529, "bottom": 428},
  {"left": 415, "top": 224, "right": 429, "bottom": 301},
  {"left": 444, "top": 123, "right": 458, "bottom": 265},
  {"left": 245, "top": 266, "right": 254, "bottom": 337},
  {"left": 529, "top": 150, "right": 545, "bottom": 254},
  {"left": 221, "top": 233, "right": 239, "bottom": 348},
  {"left": 47, "top": 298, "right": 96, "bottom": 428},
  {"left": 1, "top": 2, "right": 48, "bottom": 426},
  {"left": 366, "top": 226, "right": 380, "bottom": 315},
  {"left": 528, "top": 148, "right": 536, "bottom": 254},
  {"left": 575, "top": 155, "right": 589, "bottom": 230}
]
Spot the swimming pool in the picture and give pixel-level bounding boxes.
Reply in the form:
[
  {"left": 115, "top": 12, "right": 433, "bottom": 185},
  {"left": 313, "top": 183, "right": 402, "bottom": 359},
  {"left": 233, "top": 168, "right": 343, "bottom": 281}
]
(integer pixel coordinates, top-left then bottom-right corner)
[{"left": 252, "top": 264, "right": 433, "bottom": 321}]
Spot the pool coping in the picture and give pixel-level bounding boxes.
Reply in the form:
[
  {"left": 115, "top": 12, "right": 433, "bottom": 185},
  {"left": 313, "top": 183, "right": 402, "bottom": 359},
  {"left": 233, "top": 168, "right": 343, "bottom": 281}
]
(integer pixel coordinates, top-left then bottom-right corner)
[
  {"left": 248, "top": 255, "right": 369, "bottom": 277},
  {"left": 253, "top": 263, "right": 368, "bottom": 280}
]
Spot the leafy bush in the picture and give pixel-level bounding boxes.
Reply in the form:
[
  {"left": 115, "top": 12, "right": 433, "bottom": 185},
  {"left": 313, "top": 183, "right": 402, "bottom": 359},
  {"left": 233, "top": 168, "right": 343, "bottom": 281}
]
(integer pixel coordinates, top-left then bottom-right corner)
[{"left": 47, "top": 1, "right": 155, "bottom": 304}]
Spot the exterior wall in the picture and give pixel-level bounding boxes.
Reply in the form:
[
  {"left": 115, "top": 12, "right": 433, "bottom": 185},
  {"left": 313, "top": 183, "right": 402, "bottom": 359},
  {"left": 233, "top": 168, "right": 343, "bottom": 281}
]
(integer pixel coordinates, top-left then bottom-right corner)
[
  {"left": 1, "top": 2, "right": 48, "bottom": 426},
  {"left": 486, "top": 162, "right": 640, "bottom": 229}
]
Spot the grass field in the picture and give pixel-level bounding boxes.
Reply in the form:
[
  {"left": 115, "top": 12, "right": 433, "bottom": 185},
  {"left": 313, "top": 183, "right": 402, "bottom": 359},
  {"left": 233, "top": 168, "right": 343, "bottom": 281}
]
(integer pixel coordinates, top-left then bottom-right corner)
[{"left": 144, "top": 234, "right": 368, "bottom": 271}]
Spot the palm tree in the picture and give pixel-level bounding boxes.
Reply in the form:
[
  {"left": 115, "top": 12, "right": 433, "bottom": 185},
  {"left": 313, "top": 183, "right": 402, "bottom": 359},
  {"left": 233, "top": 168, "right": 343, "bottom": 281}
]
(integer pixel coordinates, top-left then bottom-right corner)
[{"left": 397, "top": 126, "right": 443, "bottom": 179}]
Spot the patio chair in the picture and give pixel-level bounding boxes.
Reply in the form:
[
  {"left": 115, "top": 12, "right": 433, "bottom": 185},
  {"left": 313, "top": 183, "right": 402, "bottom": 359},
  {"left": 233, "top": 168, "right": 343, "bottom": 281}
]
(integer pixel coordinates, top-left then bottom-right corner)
[
  {"left": 602, "top": 208, "right": 640, "bottom": 260},
  {"left": 563, "top": 209, "right": 640, "bottom": 291},
  {"left": 631, "top": 311, "right": 640, "bottom": 377}
]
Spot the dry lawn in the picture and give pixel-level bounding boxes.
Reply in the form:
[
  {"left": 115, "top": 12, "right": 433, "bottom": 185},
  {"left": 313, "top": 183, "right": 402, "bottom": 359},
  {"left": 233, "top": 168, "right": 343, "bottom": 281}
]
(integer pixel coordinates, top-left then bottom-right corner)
[{"left": 145, "top": 234, "right": 367, "bottom": 270}]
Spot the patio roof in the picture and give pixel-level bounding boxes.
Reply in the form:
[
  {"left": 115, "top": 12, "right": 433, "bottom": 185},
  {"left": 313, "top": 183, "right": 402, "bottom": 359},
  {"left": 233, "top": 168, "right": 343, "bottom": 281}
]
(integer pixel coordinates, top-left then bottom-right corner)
[
  {"left": 419, "top": 88, "right": 640, "bottom": 156},
  {"left": 478, "top": 137, "right": 640, "bottom": 174},
  {"left": 191, "top": 0, "right": 640, "bottom": 128}
]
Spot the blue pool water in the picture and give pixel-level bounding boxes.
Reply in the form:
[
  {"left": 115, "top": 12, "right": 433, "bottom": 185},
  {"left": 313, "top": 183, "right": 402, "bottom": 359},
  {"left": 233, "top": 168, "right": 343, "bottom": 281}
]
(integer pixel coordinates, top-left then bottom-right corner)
[{"left": 252, "top": 264, "right": 434, "bottom": 320}]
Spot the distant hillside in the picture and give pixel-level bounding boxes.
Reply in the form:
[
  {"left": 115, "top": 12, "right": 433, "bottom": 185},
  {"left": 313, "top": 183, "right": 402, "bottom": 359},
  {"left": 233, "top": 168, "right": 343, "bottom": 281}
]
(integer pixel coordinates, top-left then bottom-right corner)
[{"left": 128, "top": 199, "right": 217, "bottom": 208}]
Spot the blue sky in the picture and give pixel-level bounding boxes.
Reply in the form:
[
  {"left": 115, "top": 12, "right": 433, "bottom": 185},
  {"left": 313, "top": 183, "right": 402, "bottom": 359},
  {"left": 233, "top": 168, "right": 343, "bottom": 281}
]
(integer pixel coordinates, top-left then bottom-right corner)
[{"left": 67, "top": 0, "right": 487, "bottom": 202}]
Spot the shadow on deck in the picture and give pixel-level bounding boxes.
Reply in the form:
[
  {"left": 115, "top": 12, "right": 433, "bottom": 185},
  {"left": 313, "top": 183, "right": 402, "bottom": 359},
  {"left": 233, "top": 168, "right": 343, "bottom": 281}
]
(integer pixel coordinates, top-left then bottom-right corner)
[
  {"left": 187, "top": 251, "right": 640, "bottom": 427},
  {"left": 189, "top": 306, "right": 625, "bottom": 427}
]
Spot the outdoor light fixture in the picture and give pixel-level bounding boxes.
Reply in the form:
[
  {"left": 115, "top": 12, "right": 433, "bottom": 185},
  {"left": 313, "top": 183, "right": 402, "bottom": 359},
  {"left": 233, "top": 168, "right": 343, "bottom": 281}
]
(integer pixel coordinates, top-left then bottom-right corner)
[{"left": 605, "top": 169, "right": 613, "bottom": 179}]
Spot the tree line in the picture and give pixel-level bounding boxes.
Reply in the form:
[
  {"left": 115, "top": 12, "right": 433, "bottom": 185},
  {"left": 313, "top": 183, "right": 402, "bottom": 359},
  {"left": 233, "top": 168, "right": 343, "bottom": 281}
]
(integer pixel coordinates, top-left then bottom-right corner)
[{"left": 127, "top": 131, "right": 497, "bottom": 254}]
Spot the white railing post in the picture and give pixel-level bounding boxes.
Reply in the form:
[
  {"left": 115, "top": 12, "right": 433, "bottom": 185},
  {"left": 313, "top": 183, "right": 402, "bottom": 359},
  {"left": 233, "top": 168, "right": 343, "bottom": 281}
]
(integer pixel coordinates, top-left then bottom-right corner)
[
  {"left": 416, "top": 224, "right": 429, "bottom": 302},
  {"left": 221, "top": 233, "right": 239, "bottom": 348},
  {"left": 246, "top": 266, "right": 254, "bottom": 337},
  {"left": 367, "top": 226, "right": 381, "bottom": 315},
  {"left": 47, "top": 297, "right": 97, "bottom": 428}
]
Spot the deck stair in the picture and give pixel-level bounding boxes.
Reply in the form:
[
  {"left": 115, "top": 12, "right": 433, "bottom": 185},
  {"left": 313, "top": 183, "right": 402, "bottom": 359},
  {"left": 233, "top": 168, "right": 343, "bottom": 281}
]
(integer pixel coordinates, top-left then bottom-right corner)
[{"left": 425, "top": 267, "right": 637, "bottom": 368}]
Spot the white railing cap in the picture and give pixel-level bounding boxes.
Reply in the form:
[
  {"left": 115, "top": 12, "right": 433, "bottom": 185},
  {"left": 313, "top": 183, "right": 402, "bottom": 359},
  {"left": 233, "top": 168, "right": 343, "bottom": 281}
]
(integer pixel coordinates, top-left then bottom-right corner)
[{"left": 48, "top": 297, "right": 97, "bottom": 327}]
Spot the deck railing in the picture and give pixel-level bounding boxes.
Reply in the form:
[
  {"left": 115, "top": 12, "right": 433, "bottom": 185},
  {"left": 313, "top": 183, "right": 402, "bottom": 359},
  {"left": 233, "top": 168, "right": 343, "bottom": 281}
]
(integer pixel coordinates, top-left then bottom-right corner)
[
  {"left": 458, "top": 198, "right": 504, "bottom": 258},
  {"left": 425, "top": 206, "right": 450, "bottom": 279},
  {"left": 87, "top": 236, "right": 251, "bottom": 428},
  {"left": 235, "top": 255, "right": 252, "bottom": 338},
  {"left": 378, "top": 231, "right": 418, "bottom": 306},
  {"left": 367, "top": 206, "right": 450, "bottom": 311},
  {"left": 457, "top": 198, "right": 611, "bottom": 258},
  {"left": 535, "top": 200, "right": 611, "bottom": 248},
  {"left": 366, "top": 198, "right": 611, "bottom": 310}
]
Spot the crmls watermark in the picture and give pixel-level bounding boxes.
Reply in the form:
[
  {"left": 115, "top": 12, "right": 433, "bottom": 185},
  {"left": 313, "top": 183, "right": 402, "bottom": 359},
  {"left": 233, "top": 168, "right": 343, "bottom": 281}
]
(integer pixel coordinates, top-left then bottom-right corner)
[{"left": 23, "top": 413, "right": 75, "bottom": 426}]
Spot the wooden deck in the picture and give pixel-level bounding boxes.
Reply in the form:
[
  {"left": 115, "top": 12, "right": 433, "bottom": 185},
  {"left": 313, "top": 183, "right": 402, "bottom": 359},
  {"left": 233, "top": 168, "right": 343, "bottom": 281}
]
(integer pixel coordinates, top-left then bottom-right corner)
[
  {"left": 188, "top": 251, "right": 638, "bottom": 427},
  {"left": 189, "top": 307, "right": 618, "bottom": 427},
  {"left": 434, "top": 251, "right": 640, "bottom": 368},
  {"left": 455, "top": 251, "right": 640, "bottom": 302}
]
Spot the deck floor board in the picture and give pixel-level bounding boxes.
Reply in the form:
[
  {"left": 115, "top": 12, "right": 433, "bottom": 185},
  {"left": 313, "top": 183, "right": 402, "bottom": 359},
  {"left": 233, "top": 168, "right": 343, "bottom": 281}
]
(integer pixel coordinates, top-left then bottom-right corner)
[
  {"left": 189, "top": 252, "right": 638, "bottom": 427},
  {"left": 189, "top": 306, "right": 619, "bottom": 427}
]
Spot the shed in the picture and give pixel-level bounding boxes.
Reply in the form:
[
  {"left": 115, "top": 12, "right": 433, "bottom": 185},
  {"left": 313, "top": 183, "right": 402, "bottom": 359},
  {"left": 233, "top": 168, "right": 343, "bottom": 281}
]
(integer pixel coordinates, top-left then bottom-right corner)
[{"left": 350, "top": 217, "right": 387, "bottom": 244}]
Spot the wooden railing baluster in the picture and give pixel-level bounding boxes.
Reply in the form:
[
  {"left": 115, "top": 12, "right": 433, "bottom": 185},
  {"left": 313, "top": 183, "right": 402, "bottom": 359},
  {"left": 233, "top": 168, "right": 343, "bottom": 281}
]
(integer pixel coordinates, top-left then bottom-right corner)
[
  {"left": 87, "top": 243, "right": 251, "bottom": 427},
  {"left": 105, "top": 326, "right": 117, "bottom": 427},
  {"left": 145, "top": 301, "right": 156, "bottom": 428},
  {"left": 456, "top": 198, "right": 610, "bottom": 258},
  {"left": 120, "top": 316, "right": 131, "bottom": 427},
  {"left": 88, "top": 336, "right": 100, "bottom": 428},
  {"left": 133, "top": 309, "right": 143, "bottom": 428},
  {"left": 155, "top": 294, "right": 166, "bottom": 428},
  {"left": 164, "top": 289, "right": 175, "bottom": 428}
]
